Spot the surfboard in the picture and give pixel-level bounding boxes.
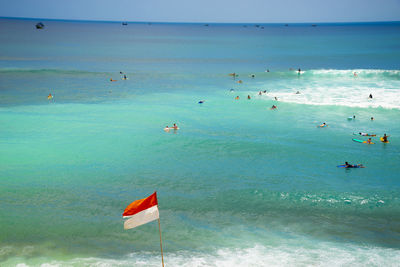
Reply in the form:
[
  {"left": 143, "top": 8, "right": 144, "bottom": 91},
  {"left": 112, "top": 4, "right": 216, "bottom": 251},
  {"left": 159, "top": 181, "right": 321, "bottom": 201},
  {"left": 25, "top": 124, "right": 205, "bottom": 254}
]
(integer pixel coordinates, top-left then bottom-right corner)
[{"left": 352, "top": 138, "right": 374, "bottom": 144}]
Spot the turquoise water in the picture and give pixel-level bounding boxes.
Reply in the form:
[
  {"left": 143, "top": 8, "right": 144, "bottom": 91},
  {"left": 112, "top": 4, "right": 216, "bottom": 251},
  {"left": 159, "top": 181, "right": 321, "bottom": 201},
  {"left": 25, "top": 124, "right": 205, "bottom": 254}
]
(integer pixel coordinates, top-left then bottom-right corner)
[{"left": 0, "top": 18, "right": 400, "bottom": 266}]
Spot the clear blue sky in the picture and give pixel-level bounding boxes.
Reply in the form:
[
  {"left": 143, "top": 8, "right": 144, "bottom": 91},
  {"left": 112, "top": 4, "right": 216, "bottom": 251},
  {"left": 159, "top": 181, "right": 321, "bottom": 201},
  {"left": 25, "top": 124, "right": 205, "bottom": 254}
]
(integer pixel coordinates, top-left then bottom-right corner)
[{"left": 1, "top": 0, "right": 399, "bottom": 23}]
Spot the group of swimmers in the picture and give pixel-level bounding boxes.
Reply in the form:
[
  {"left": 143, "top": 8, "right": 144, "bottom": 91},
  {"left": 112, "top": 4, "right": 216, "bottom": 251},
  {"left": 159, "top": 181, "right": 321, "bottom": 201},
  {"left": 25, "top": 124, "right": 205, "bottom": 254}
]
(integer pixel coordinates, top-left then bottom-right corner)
[
  {"left": 164, "top": 123, "right": 179, "bottom": 132},
  {"left": 110, "top": 72, "right": 128, "bottom": 82}
]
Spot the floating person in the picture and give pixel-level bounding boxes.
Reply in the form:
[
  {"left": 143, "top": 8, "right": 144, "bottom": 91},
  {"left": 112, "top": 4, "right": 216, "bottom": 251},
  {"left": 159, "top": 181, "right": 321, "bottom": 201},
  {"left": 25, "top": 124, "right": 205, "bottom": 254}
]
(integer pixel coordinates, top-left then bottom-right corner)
[
  {"left": 164, "top": 126, "right": 170, "bottom": 132},
  {"left": 371, "top": 117, "right": 374, "bottom": 121},
  {"left": 172, "top": 123, "right": 179, "bottom": 130},
  {"left": 123, "top": 75, "right": 127, "bottom": 80},
  {"left": 47, "top": 93, "right": 53, "bottom": 100},
  {"left": 235, "top": 96, "right": 240, "bottom": 100},
  {"left": 270, "top": 105, "right": 277, "bottom": 110},
  {"left": 318, "top": 123, "right": 327, "bottom": 127},
  {"left": 353, "top": 115, "right": 356, "bottom": 119},
  {"left": 338, "top": 162, "right": 365, "bottom": 168},
  {"left": 250, "top": 74, "right": 255, "bottom": 78},
  {"left": 247, "top": 95, "right": 251, "bottom": 100},
  {"left": 198, "top": 100, "right": 205, "bottom": 104},
  {"left": 120, "top": 71, "right": 124, "bottom": 74},
  {"left": 298, "top": 68, "right": 301, "bottom": 75},
  {"left": 110, "top": 78, "right": 117, "bottom": 82},
  {"left": 237, "top": 80, "right": 243, "bottom": 84},
  {"left": 381, "top": 133, "right": 389, "bottom": 143},
  {"left": 357, "top": 132, "right": 376, "bottom": 137},
  {"left": 369, "top": 93, "right": 373, "bottom": 99}
]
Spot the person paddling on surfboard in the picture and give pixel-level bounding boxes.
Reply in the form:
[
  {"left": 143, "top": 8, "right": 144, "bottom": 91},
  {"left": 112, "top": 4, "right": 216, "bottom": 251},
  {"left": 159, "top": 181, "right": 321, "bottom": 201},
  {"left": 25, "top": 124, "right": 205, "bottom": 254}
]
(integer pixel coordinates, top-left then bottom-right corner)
[
  {"left": 344, "top": 162, "right": 364, "bottom": 168},
  {"left": 382, "top": 133, "right": 389, "bottom": 142},
  {"left": 366, "top": 138, "right": 373, "bottom": 144}
]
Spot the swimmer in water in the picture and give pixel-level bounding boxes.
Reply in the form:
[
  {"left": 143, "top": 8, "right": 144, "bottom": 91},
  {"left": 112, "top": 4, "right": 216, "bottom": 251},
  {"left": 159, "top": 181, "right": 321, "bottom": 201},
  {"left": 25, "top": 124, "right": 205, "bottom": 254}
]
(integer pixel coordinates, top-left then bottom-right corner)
[
  {"left": 319, "top": 123, "right": 327, "bottom": 127},
  {"left": 172, "top": 123, "right": 178, "bottom": 129},
  {"left": 47, "top": 93, "right": 53, "bottom": 100},
  {"left": 270, "top": 105, "right": 277, "bottom": 110},
  {"left": 366, "top": 138, "right": 373, "bottom": 144},
  {"left": 295, "top": 91, "right": 300, "bottom": 94},
  {"left": 274, "top": 97, "right": 278, "bottom": 101},
  {"left": 198, "top": 100, "right": 205, "bottom": 104},
  {"left": 235, "top": 96, "right": 239, "bottom": 100},
  {"left": 371, "top": 117, "right": 374, "bottom": 121},
  {"left": 110, "top": 78, "right": 117, "bottom": 82},
  {"left": 247, "top": 95, "right": 251, "bottom": 100},
  {"left": 164, "top": 126, "right": 170, "bottom": 132},
  {"left": 369, "top": 93, "right": 373, "bottom": 99},
  {"left": 354, "top": 72, "right": 357, "bottom": 77}
]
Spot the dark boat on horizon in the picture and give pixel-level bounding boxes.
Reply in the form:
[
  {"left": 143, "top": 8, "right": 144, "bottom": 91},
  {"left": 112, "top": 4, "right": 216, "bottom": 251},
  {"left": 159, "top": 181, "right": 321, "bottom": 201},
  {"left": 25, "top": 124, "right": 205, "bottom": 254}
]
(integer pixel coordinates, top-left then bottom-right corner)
[{"left": 36, "top": 22, "right": 44, "bottom": 29}]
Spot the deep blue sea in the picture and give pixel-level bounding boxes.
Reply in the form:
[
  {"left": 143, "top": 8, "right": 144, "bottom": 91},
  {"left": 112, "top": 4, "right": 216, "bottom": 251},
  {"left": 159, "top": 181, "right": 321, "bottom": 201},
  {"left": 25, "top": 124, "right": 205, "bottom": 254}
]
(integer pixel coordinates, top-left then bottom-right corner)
[{"left": 0, "top": 18, "right": 400, "bottom": 266}]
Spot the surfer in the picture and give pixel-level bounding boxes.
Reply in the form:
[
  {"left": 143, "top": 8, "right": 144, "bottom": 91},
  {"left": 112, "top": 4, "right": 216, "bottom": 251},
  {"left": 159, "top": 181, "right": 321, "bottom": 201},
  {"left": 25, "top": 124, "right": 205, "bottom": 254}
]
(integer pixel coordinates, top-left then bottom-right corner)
[
  {"left": 271, "top": 105, "right": 277, "bottom": 110},
  {"left": 274, "top": 97, "right": 278, "bottom": 101},
  {"left": 366, "top": 138, "right": 373, "bottom": 144},
  {"left": 298, "top": 68, "right": 301, "bottom": 75},
  {"left": 382, "top": 134, "right": 389, "bottom": 142},
  {"left": 247, "top": 95, "right": 251, "bottom": 100},
  {"left": 344, "top": 162, "right": 364, "bottom": 168},
  {"left": 198, "top": 100, "right": 205, "bottom": 104},
  {"left": 172, "top": 123, "right": 178, "bottom": 130}
]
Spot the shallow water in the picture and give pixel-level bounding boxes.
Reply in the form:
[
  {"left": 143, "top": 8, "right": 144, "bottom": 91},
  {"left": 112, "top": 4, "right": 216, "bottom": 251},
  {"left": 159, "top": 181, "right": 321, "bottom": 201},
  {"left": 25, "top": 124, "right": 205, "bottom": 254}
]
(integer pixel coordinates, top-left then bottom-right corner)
[{"left": 0, "top": 18, "right": 400, "bottom": 266}]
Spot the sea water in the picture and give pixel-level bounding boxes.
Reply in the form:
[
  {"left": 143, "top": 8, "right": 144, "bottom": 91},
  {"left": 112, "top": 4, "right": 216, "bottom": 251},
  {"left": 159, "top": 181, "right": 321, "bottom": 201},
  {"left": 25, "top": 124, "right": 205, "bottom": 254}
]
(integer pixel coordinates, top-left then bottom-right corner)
[{"left": 0, "top": 18, "right": 400, "bottom": 266}]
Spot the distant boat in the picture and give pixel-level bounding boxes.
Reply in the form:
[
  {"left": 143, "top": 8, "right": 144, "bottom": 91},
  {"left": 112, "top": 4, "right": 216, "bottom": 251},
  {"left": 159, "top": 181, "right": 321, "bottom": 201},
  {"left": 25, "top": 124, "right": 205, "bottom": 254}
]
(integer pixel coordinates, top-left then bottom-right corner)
[
  {"left": 36, "top": 22, "right": 44, "bottom": 29},
  {"left": 122, "top": 22, "right": 128, "bottom": 26},
  {"left": 284, "top": 24, "right": 288, "bottom": 27},
  {"left": 311, "top": 24, "right": 317, "bottom": 27}
]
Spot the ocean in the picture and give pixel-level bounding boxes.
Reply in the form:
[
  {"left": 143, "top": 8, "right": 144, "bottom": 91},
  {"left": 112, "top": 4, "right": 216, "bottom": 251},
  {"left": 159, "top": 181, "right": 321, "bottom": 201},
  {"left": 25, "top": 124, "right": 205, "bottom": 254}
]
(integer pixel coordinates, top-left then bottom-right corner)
[{"left": 0, "top": 18, "right": 399, "bottom": 266}]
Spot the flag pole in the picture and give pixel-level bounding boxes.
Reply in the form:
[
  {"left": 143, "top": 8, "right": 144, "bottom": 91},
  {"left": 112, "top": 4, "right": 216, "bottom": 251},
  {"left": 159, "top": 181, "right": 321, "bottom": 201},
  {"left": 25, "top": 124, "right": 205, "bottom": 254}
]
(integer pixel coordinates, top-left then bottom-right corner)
[{"left": 158, "top": 217, "right": 165, "bottom": 267}]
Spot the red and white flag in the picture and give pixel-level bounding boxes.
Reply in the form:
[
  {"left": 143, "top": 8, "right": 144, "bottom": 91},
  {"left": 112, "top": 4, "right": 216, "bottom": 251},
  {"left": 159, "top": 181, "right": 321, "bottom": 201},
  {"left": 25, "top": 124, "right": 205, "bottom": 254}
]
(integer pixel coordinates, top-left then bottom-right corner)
[{"left": 123, "top": 192, "right": 159, "bottom": 230}]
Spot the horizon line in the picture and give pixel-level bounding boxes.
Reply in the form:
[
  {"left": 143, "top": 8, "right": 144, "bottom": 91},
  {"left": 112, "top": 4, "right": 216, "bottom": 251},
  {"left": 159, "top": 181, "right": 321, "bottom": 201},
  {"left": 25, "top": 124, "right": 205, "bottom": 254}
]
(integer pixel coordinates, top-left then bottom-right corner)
[{"left": 1, "top": 16, "right": 400, "bottom": 25}]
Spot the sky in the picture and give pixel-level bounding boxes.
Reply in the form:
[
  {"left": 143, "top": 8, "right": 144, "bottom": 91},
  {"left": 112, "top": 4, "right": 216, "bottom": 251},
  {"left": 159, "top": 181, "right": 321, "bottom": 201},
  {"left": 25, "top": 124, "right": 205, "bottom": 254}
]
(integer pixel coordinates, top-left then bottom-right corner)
[{"left": 0, "top": 0, "right": 399, "bottom": 23}]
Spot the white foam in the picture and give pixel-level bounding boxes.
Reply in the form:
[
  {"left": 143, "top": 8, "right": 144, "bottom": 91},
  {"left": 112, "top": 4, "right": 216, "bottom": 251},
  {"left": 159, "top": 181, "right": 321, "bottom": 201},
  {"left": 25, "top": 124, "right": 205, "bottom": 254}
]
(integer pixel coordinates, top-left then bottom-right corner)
[
  {"left": 259, "top": 69, "right": 400, "bottom": 109},
  {"left": 6, "top": 243, "right": 400, "bottom": 267}
]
